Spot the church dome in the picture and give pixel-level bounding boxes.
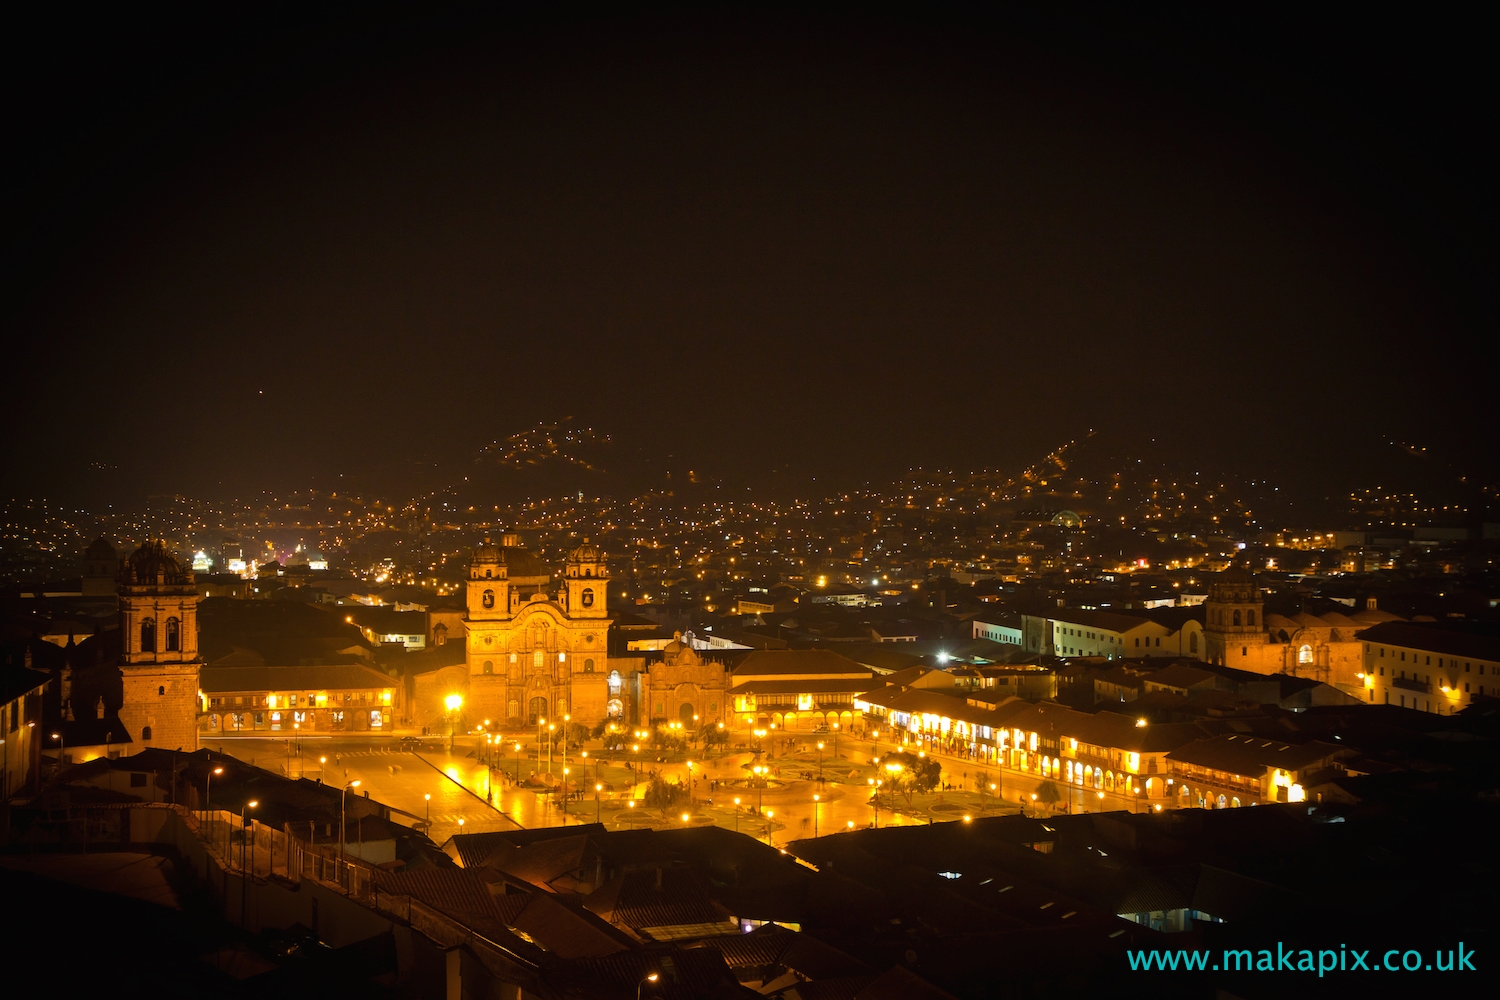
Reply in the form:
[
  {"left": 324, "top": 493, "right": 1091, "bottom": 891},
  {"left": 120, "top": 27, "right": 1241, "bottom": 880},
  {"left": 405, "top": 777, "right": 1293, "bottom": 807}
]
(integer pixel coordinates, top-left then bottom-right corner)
[
  {"left": 567, "top": 538, "right": 604, "bottom": 564},
  {"left": 472, "top": 537, "right": 504, "bottom": 564},
  {"left": 84, "top": 536, "right": 117, "bottom": 561},
  {"left": 122, "top": 539, "right": 190, "bottom": 586}
]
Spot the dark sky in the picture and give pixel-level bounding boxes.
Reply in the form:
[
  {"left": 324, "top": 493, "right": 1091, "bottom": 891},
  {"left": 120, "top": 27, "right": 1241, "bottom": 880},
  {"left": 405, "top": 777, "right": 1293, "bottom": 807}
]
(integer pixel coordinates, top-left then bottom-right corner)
[{"left": 3, "top": 8, "right": 1491, "bottom": 504}]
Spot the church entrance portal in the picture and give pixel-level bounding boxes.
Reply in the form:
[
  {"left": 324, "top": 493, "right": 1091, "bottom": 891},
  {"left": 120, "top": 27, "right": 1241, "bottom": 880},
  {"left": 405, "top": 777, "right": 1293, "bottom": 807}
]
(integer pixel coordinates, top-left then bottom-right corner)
[
  {"left": 678, "top": 703, "right": 696, "bottom": 725},
  {"left": 528, "top": 697, "right": 548, "bottom": 723}
]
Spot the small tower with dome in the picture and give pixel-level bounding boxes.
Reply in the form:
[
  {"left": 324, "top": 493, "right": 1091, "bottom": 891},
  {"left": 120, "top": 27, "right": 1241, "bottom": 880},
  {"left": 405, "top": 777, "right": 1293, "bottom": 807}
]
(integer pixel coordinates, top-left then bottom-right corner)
[
  {"left": 467, "top": 537, "right": 509, "bottom": 619},
  {"left": 1202, "top": 567, "right": 1268, "bottom": 666},
  {"left": 563, "top": 538, "right": 608, "bottom": 619},
  {"left": 116, "top": 539, "right": 202, "bottom": 750}
]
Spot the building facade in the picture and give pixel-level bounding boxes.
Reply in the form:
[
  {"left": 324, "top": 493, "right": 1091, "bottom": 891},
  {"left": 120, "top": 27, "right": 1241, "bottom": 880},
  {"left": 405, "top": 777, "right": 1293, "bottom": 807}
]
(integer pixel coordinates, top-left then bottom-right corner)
[
  {"left": 463, "top": 536, "right": 613, "bottom": 728},
  {"left": 1201, "top": 569, "right": 1399, "bottom": 694}
]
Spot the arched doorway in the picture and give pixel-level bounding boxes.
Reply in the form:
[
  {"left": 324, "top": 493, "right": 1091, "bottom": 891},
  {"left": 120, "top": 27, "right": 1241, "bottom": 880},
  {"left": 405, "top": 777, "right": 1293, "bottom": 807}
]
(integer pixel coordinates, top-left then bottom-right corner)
[
  {"left": 678, "top": 703, "right": 695, "bottom": 725},
  {"left": 528, "top": 697, "right": 547, "bottom": 723}
]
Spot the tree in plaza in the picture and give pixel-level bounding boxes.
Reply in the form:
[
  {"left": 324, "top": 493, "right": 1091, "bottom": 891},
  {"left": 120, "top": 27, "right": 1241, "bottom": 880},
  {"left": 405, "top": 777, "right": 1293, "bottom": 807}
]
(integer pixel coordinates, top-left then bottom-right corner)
[
  {"left": 1035, "top": 780, "right": 1061, "bottom": 812},
  {"left": 878, "top": 751, "right": 941, "bottom": 807},
  {"left": 643, "top": 769, "right": 688, "bottom": 819},
  {"left": 649, "top": 724, "right": 687, "bottom": 755},
  {"left": 700, "top": 724, "right": 729, "bottom": 751}
]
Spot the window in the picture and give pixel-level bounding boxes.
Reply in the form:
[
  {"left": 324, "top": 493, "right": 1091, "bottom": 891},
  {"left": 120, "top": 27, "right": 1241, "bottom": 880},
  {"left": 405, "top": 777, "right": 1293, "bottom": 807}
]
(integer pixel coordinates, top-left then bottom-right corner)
[
  {"left": 1189, "top": 633, "right": 1198, "bottom": 654},
  {"left": 483, "top": 661, "right": 493, "bottom": 674},
  {"left": 482, "top": 589, "right": 495, "bottom": 609},
  {"left": 583, "top": 658, "right": 594, "bottom": 673},
  {"left": 533, "top": 650, "right": 544, "bottom": 668},
  {"left": 140, "top": 618, "right": 156, "bottom": 653},
  {"left": 1247, "top": 610, "right": 1256, "bottom": 626},
  {"left": 141, "top": 726, "right": 153, "bottom": 741},
  {"left": 581, "top": 587, "right": 595, "bottom": 608},
  {"left": 1233, "top": 610, "right": 1242, "bottom": 627},
  {"left": 165, "top": 617, "right": 180, "bottom": 652}
]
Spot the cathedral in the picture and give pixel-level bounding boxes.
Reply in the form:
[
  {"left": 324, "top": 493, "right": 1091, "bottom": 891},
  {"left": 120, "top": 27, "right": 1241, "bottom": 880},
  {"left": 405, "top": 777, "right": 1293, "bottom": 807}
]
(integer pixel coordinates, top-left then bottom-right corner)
[
  {"left": 1201, "top": 567, "right": 1402, "bottom": 696},
  {"left": 463, "top": 534, "right": 613, "bottom": 727}
]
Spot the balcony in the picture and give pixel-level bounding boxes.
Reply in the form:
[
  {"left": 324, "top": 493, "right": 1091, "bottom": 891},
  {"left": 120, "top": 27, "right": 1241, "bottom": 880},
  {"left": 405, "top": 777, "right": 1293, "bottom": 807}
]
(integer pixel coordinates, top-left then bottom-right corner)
[{"left": 1392, "top": 676, "right": 1431, "bottom": 694}]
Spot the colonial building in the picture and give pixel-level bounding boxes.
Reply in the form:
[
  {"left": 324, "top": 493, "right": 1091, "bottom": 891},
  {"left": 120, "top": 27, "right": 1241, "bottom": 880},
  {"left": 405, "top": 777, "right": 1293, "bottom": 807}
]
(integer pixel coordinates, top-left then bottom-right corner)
[
  {"left": 1201, "top": 568, "right": 1400, "bottom": 694},
  {"left": 201, "top": 663, "right": 401, "bottom": 734},
  {"left": 463, "top": 535, "right": 613, "bottom": 727},
  {"left": 116, "top": 540, "right": 202, "bottom": 751},
  {"left": 635, "top": 636, "right": 730, "bottom": 728},
  {"left": 1358, "top": 620, "right": 1500, "bottom": 714}
]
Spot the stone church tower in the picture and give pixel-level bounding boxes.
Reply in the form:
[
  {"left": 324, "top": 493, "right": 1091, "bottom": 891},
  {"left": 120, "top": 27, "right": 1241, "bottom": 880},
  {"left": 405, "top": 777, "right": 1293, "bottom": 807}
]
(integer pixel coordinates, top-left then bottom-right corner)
[
  {"left": 1201, "top": 567, "right": 1267, "bottom": 667},
  {"left": 117, "top": 540, "right": 202, "bottom": 749},
  {"left": 463, "top": 536, "right": 613, "bottom": 728}
]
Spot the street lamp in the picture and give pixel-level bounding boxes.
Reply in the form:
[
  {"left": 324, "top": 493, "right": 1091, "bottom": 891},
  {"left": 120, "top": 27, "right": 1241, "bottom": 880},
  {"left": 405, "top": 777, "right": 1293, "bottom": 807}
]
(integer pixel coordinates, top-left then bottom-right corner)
[
  {"left": 50, "top": 731, "right": 64, "bottom": 772},
  {"left": 813, "top": 793, "right": 820, "bottom": 837},
  {"left": 445, "top": 694, "right": 463, "bottom": 752},
  {"left": 637, "top": 972, "right": 660, "bottom": 999},
  {"left": 205, "top": 766, "right": 223, "bottom": 819},
  {"left": 341, "top": 779, "right": 361, "bottom": 879},
  {"left": 733, "top": 796, "right": 741, "bottom": 833},
  {"left": 240, "top": 799, "right": 258, "bottom": 926},
  {"left": 319, "top": 756, "right": 327, "bottom": 784},
  {"left": 685, "top": 760, "right": 694, "bottom": 808},
  {"left": 595, "top": 782, "right": 603, "bottom": 824},
  {"left": 513, "top": 742, "right": 523, "bottom": 785},
  {"left": 424, "top": 792, "right": 431, "bottom": 827},
  {"left": 764, "top": 809, "right": 774, "bottom": 845},
  {"left": 816, "top": 741, "right": 824, "bottom": 785}
]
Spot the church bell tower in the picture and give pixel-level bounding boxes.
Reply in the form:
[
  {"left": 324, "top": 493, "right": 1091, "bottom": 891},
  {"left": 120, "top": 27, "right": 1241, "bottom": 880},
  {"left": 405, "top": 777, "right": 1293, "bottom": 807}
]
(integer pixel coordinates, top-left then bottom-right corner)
[{"left": 117, "top": 540, "right": 201, "bottom": 749}]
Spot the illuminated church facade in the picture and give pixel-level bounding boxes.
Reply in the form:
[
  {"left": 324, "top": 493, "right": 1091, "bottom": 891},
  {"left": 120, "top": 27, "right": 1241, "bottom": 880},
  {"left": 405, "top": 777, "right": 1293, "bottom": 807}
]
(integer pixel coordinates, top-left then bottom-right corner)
[
  {"left": 1201, "top": 567, "right": 1402, "bottom": 696},
  {"left": 463, "top": 534, "right": 614, "bottom": 727}
]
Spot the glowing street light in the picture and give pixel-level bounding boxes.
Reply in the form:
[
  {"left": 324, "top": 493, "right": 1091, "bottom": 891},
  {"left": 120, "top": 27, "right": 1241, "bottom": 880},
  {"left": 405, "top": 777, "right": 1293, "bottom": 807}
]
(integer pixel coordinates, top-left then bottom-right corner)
[
  {"left": 204, "top": 766, "right": 223, "bottom": 819},
  {"left": 445, "top": 694, "right": 464, "bottom": 751}
]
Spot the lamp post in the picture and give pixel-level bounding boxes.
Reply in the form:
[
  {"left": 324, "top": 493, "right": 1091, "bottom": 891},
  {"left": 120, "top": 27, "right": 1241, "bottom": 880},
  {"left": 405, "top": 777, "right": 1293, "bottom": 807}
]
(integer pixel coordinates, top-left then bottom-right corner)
[
  {"left": 813, "top": 793, "right": 820, "bottom": 837},
  {"left": 205, "top": 766, "right": 223, "bottom": 819},
  {"left": 445, "top": 694, "right": 463, "bottom": 752},
  {"left": 319, "top": 756, "right": 327, "bottom": 785},
  {"left": 341, "top": 779, "right": 361, "bottom": 884},
  {"left": 513, "top": 742, "right": 522, "bottom": 785},
  {"left": 831, "top": 721, "right": 839, "bottom": 764},
  {"left": 637, "top": 972, "right": 660, "bottom": 999},
  {"left": 50, "top": 731, "right": 64, "bottom": 772},
  {"left": 547, "top": 722, "right": 556, "bottom": 776},
  {"left": 424, "top": 792, "right": 431, "bottom": 827},
  {"left": 685, "top": 760, "right": 694, "bottom": 809},
  {"left": 764, "top": 809, "right": 774, "bottom": 845},
  {"left": 561, "top": 714, "right": 571, "bottom": 822},
  {"left": 595, "top": 782, "right": 603, "bottom": 824},
  {"left": 240, "top": 799, "right": 258, "bottom": 926},
  {"left": 816, "top": 741, "right": 824, "bottom": 785}
]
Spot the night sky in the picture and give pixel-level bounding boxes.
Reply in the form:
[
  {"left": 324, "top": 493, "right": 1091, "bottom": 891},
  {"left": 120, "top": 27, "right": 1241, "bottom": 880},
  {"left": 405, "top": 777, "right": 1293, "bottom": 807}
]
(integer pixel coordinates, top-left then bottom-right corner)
[{"left": 3, "top": 8, "right": 1491, "bottom": 504}]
